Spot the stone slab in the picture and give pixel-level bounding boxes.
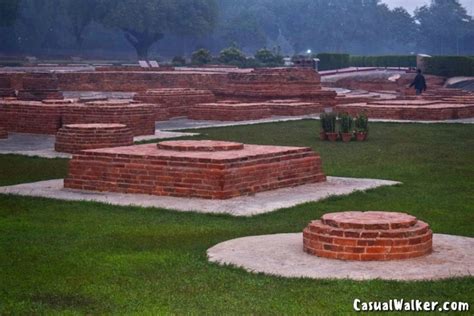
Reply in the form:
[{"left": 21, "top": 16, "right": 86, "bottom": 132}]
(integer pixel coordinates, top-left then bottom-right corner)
[
  {"left": 207, "top": 233, "right": 474, "bottom": 280},
  {"left": 0, "top": 177, "right": 399, "bottom": 216}
]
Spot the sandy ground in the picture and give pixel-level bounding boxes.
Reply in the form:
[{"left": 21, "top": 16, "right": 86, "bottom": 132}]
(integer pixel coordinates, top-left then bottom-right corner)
[{"left": 207, "top": 233, "right": 474, "bottom": 281}]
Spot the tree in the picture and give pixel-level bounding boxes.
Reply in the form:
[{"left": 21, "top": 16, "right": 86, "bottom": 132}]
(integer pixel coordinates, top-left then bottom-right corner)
[
  {"left": 65, "top": 0, "right": 99, "bottom": 51},
  {"left": 191, "top": 48, "right": 212, "bottom": 65},
  {"left": 96, "top": 0, "right": 217, "bottom": 59},
  {"left": 219, "top": 45, "right": 246, "bottom": 65},
  {"left": 415, "top": 0, "right": 473, "bottom": 55},
  {"left": 0, "top": 0, "right": 21, "bottom": 26}
]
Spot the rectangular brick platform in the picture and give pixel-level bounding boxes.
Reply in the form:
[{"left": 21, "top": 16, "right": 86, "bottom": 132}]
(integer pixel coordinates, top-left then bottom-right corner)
[
  {"left": 64, "top": 141, "right": 326, "bottom": 199},
  {"left": 335, "top": 101, "right": 474, "bottom": 120}
]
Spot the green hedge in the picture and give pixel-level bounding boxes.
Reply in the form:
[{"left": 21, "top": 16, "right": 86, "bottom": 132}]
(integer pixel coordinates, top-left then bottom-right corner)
[
  {"left": 425, "top": 56, "right": 474, "bottom": 77},
  {"left": 350, "top": 55, "right": 416, "bottom": 68},
  {"left": 316, "top": 53, "right": 350, "bottom": 71}
]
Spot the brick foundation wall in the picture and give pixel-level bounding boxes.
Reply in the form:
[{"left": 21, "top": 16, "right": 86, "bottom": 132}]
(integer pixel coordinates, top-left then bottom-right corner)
[
  {"left": 265, "top": 100, "right": 326, "bottom": 116},
  {"left": 17, "top": 74, "right": 64, "bottom": 101},
  {"left": 303, "top": 211, "right": 433, "bottom": 261},
  {"left": 64, "top": 140, "right": 326, "bottom": 199},
  {"left": 335, "top": 99, "right": 474, "bottom": 120},
  {"left": 61, "top": 101, "right": 155, "bottom": 136},
  {"left": 0, "top": 99, "right": 156, "bottom": 135},
  {"left": 188, "top": 103, "right": 272, "bottom": 121},
  {"left": 0, "top": 75, "right": 16, "bottom": 97},
  {"left": 0, "top": 126, "right": 8, "bottom": 139},
  {"left": 55, "top": 123, "right": 134, "bottom": 154},
  {"left": 0, "top": 100, "right": 64, "bottom": 134},
  {"left": 134, "top": 88, "right": 216, "bottom": 119}
]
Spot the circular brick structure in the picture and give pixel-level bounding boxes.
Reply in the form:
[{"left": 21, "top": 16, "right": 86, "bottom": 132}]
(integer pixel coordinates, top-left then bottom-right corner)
[
  {"left": 0, "top": 127, "right": 8, "bottom": 139},
  {"left": 157, "top": 140, "right": 244, "bottom": 152},
  {"left": 303, "top": 211, "right": 433, "bottom": 261},
  {"left": 55, "top": 123, "right": 133, "bottom": 154}
]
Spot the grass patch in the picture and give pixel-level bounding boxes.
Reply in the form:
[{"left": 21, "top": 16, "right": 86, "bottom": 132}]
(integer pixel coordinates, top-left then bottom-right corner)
[{"left": 0, "top": 120, "right": 473, "bottom": 314}]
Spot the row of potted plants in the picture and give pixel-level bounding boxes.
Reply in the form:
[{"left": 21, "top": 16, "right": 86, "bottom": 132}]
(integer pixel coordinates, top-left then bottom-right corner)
[{"left": 319, "top": 112, "right": 369, "bottom": 142}]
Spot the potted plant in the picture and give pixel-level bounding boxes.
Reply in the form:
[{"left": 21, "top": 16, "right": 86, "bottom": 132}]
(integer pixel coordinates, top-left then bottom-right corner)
[
  {"left": 355, "top": 112, "right": 369, "bottom": 141},
  {"left": 338, "top": 113, "right": 353, "bottom": 142},
  {"left": 325, "top": 112, "right": 338, "bottom": 142},
  {"left": 319, "top": 113, "right": 327, "bottom": 140}
]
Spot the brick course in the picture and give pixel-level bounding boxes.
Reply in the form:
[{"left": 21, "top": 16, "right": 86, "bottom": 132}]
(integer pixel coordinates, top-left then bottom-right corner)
[
  {"left": 303, "top": 211, "right": 433, "bottom": 261},
  {"left": 64, "top": 140, "right": 327, "bottom": 199},
  {"left": 55, "top": 123, "right": 134, "bottom": 154}
]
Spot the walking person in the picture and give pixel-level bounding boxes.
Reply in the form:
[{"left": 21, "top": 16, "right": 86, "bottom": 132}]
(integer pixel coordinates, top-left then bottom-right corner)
[{"left": 409, "top": 69, "right": 427, "bottom": 95}]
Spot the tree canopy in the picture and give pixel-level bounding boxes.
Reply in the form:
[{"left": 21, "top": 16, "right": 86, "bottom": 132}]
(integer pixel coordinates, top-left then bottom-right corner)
[{"left": 0, "top": 0, "right": 473, "bottom": 59}]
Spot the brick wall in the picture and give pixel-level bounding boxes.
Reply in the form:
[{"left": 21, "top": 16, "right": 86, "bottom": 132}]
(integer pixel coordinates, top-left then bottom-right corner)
[
  {"left": 61, "top": 101, "right": 155, "bottom": 136},
  {"left": 189, "top": 103, "right": 272, "bottom": 121},
  {"left": 0, "top": 100, "right": 64, "bottom": 134},
  {"left": 0, "top": 126, "right": 8, "bottom": 139},
  {"left": 64, "top": 141, "right": 327, "bottom": 199},
  {"left": 335, "top": 100, "right": 474, "bottom": 120},
  {"left": 134, "top": 88, "right": 216, "bottom": 119}
]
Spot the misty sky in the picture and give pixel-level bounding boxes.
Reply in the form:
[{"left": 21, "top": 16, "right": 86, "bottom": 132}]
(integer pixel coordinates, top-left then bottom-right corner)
[{"left": 383, "top": 0, "right": 474, "bottom": 15}]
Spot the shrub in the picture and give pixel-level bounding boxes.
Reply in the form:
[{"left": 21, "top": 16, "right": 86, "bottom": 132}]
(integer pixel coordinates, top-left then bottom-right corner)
[
  {"left": 219, "top": 46, "right": 247, "bottom": 65},
  {"left": 350, "top": 55, "right": 416, "bottom": 68},
  {"left": 191, "top": 49, "right": 212, "bottom": 65},
  {"left": 355, "top": 112, "right": 369, "bottom": 132},
  {"left": 172, "top": 56, "right": 186, "bottom": 66},
  {"left": 425, "top": 56, "right": 474, "bottom": 77},
  {"left": 255, "top": 48, "right": 284, "bottom": 67},
  {"left": 338, "top": 113, "right": 353, "bottom": 133},
  {"left": 316, "top": 53, "right": 350, "bottom": 71}
]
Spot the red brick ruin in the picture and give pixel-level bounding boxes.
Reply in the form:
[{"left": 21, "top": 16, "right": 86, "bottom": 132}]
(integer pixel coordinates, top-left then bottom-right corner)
[
  {"left": 0, "top": 126, "right": 7, "bottom": 139},
  {"left": 64, "top": 140, "right": 326, "bottom": 199},
  {"left": 303, "top": 211, "right": 433, "bottom": 261},
  {"left": 55, "top": 124, "right": 134, "bottom": 154}
]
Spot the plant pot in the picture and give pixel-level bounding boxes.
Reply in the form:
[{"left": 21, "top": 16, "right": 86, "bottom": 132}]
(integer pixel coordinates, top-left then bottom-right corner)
[
  {"left": 326, "top": 132, "right": 338, "bottom": 142},
  {"left": 319, "top": 131, "right": 327, "bottom": 140},
  {"left": 341, "top": 132, "right": 352, "bottom": 142},
  {"left": 356, "top": 132, "right": 367, "bottom": 141}
]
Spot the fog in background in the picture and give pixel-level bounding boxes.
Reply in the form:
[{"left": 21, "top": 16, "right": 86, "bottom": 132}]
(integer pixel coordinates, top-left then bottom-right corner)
[{"left": 0, "top": 0, "right": 473, "bottom": 60}]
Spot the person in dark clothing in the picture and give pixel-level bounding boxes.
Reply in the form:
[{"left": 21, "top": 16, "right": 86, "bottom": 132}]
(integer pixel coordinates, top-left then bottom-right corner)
[{"left": 409, "top": 69, "right": 427, "bottom": 95}]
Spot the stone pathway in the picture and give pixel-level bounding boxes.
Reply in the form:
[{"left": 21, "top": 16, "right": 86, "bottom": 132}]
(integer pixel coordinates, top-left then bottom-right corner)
[
  {"left": 207, "top": 233, "right": 474, "bottom": 281},
  {"left": 0, "top": 177, "right": 400, "bottom": 216}
]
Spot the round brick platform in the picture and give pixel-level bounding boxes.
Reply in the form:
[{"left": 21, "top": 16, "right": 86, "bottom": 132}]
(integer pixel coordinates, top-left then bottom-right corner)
[
  {"left": 303, "top": 211, "right": 433, "bottom": 261},
  {"left": 55, "top": 123, "right": 133, "bottom": 154},
  {"left": 0, "top": 127, "right": 8, "bottom": 139},
  {"left": 157, "top": 140, "right": 244, "bottom": 152}
]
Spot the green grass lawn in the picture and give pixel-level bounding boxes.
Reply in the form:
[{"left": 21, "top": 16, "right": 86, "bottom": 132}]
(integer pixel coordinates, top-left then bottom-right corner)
[{"left": 0, "top": 120, "right": 473, "bottom": 314}]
